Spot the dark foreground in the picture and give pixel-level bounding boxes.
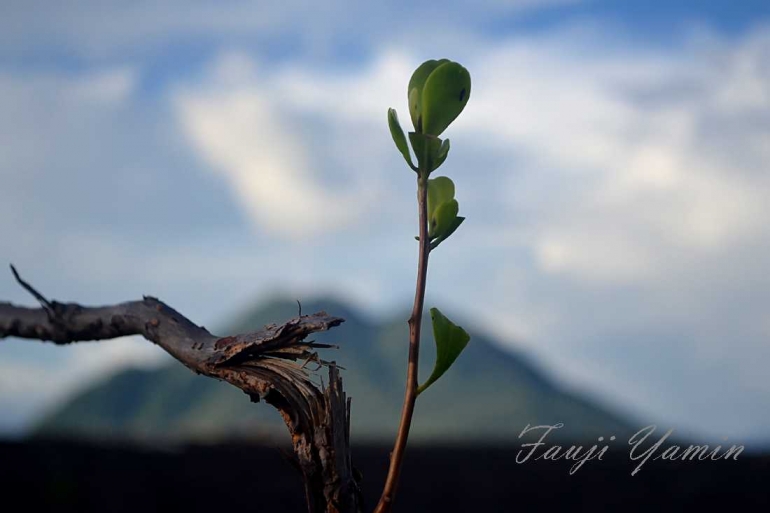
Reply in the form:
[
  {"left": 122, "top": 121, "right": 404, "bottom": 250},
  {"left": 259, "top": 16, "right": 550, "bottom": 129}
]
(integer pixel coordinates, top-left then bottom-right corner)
[{"left": 0, "top": 440, "right": 768, "bottom": 512}]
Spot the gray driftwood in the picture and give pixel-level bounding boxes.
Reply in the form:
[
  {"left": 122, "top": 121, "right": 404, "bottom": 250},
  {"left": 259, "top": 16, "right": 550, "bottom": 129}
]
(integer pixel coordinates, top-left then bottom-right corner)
[{"left": 0, "top": 265, "right": 362, "bottom": 513}]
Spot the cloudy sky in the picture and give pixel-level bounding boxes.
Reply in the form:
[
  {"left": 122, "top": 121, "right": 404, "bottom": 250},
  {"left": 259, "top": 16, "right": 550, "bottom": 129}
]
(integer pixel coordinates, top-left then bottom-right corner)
[{"left": 1, "top": 0, "right": 769, "bottom": 446}]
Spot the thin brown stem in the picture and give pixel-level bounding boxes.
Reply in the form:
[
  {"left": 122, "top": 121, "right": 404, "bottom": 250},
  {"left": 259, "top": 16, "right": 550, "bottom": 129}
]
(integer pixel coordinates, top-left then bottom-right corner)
[{"left": 374, "top": 172, "right": 430, "bottom": 512}]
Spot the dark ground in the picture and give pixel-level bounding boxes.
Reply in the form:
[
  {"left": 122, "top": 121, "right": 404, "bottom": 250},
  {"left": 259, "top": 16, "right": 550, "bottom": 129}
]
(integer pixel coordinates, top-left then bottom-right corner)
[{"left": 0, "top": 440, "right": 767, "bottom": 512}]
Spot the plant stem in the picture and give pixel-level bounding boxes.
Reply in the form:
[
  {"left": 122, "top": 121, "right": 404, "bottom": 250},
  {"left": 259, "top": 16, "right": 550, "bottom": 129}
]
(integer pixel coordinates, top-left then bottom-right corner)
[{"left": 374, "top": 172, "right": 430, "bottom": 513}]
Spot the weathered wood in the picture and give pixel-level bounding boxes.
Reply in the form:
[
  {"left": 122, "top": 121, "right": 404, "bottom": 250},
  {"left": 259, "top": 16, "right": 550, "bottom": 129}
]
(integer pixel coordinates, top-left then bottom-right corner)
[{"left": 0, "top": 266, "right": 362, "bottom": 512}]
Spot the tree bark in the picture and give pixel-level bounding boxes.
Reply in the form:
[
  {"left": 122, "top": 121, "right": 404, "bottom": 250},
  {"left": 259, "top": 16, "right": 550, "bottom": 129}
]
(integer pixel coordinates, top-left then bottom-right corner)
[{"left": 0, "top": 266, "right": 362, "bottom": 513}]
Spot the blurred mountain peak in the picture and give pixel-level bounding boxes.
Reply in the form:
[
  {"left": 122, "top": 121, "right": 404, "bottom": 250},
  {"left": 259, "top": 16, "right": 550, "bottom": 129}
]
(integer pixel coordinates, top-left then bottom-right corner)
[
  {"left": 33, "top": 293, "right": 634, "bottom": 443},
  {"left": 221, "top": 295, "right": 372, "bottom": 335}
]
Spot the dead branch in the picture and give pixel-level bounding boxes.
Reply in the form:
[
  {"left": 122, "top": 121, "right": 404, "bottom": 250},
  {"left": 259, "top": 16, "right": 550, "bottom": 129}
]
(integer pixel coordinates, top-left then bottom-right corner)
[{"left": 0, "top": 265, "right": 362, "bottom": 513}]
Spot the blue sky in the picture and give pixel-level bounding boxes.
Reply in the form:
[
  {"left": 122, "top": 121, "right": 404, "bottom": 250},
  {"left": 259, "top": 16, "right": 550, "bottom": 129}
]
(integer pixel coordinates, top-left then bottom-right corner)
[{"left": 1, "top": 1, "right": 769, "bottom": 446}]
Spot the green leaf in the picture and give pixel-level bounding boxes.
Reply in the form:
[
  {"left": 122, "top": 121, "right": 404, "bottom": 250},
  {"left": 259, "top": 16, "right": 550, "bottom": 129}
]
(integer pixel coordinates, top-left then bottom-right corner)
[
  {"left": 427, "top": 176, "right": 463, "bottom": 245},
  {"left": 388, "top": 108, "right": 415, "bottom": 169},
  {"left": 408, "top": 59, "right": 449, "bottom": 131},
  {"left": 417, "top": 308, "right": 470, "bottom": 395},
  {"left": 429, "top": 199, "right": 458, "bottom": 239},
  {"left": 421, "top": 62, "right": 471, "bottom": 137},
  {"left": 430, "top": 216, "right": 464, "bottom": 250},
  {"left": 432, "top": 138, "right": 450, "bottom": 172},
  {"left": 427, "top": 176, "right": 455, "bottom": 219},
  {"left": 408, "top": 132, "right": 442, "bottom": 174}
]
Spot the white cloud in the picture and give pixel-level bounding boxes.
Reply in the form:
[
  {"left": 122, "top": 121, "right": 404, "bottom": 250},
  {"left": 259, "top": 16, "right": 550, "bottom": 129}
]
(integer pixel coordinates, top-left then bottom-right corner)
[
  {"left": 174, "top": 54, "right": 381, "bottom": 239},
  {"left": 456, "top": 26, "right": 770, "bottom": 285}
]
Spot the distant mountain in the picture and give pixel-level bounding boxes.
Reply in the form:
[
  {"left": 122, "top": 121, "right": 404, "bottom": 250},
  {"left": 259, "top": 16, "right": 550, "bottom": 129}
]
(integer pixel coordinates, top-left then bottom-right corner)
[{"left": 34, "top": 297, "right": 634, "bottom": 443}]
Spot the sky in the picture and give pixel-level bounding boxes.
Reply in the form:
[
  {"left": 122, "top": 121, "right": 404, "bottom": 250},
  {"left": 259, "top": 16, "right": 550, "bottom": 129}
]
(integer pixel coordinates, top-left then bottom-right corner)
[{"left": 1, "top": 0, "right": 769, "bottom": 446}]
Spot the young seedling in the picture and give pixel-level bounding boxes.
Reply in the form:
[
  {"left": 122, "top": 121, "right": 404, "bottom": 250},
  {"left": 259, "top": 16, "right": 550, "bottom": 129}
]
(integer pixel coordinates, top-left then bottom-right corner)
[
  {"left": 376, "top": 59, "right": 472, "bottom": 512},
  {"left": 0, "top": 57, "right": 475, "bottom": 513}
]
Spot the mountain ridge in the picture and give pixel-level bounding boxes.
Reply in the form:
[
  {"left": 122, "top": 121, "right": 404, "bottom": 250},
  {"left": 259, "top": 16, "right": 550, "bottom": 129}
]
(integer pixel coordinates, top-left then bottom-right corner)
[{"left": 34, "top": 295, "right": 635, "bottom": 443}]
